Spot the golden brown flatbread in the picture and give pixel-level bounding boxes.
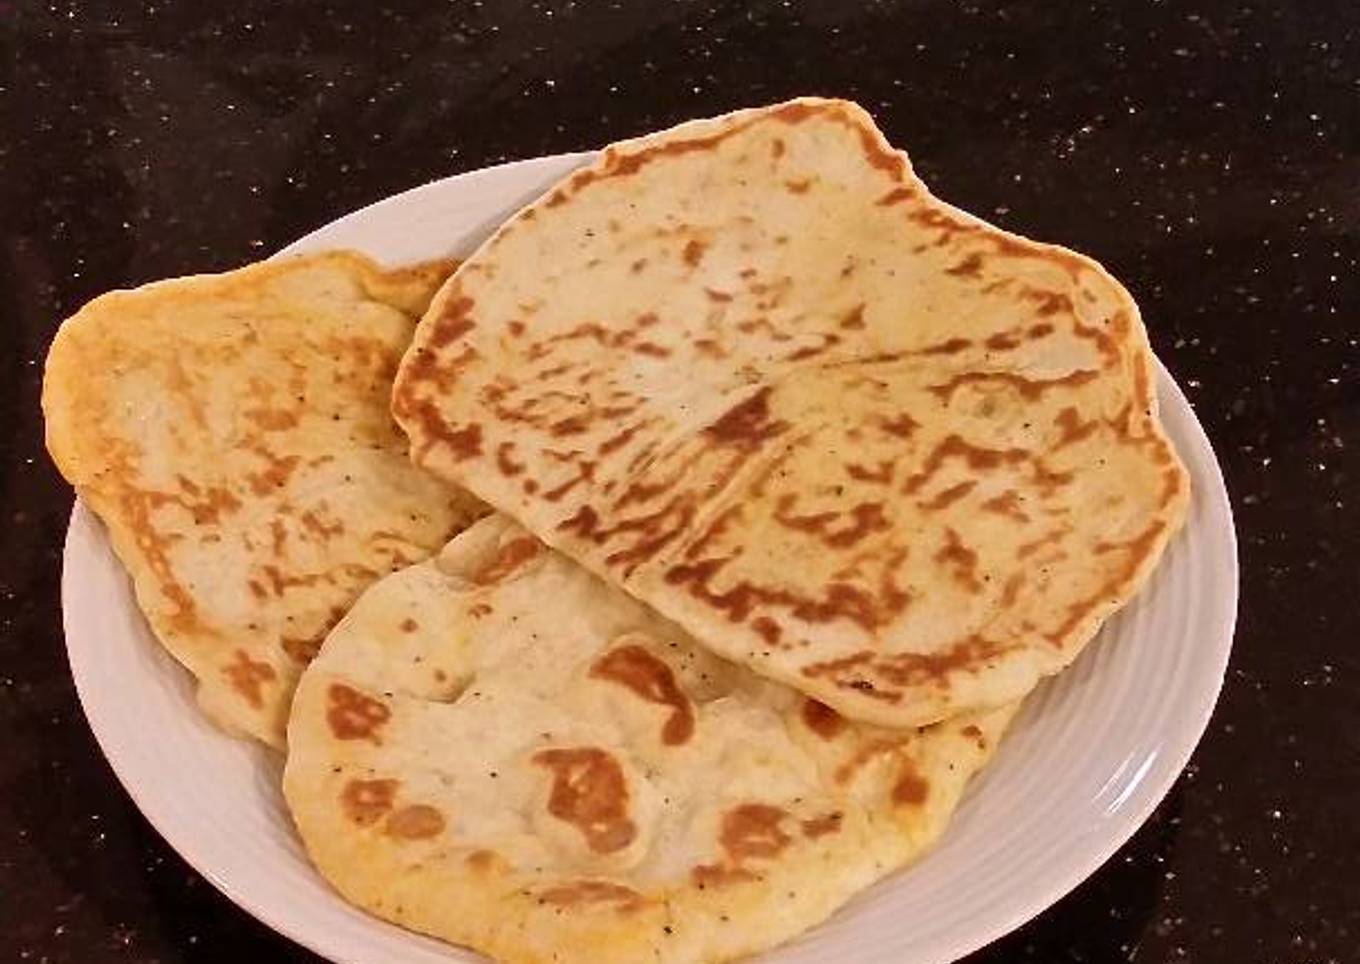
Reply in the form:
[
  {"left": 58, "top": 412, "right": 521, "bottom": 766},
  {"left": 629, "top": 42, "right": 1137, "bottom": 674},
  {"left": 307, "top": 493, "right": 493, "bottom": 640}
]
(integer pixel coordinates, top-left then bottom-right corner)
[
  {"left": 44, "top": 252, "right": 485, "bottom": 746},
  {"left": 393, "top": 97, "right": 1189, "bottom": 728},
  {"left": 285, "top": 514, "right": 1016, "bottom": 964}
]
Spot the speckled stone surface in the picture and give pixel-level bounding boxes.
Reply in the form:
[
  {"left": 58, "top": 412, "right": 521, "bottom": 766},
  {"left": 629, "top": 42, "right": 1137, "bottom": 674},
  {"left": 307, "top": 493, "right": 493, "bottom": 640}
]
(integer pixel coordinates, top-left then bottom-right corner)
[{"left": 1, "top": 2, "right": 1356, "bottom": 962}]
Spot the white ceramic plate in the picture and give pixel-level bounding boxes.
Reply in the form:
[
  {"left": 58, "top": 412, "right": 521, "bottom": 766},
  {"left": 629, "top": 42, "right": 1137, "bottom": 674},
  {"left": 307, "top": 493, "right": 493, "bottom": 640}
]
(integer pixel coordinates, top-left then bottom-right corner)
[{"left": 61, "top": 153, "right": 1238, "bottom": 964}]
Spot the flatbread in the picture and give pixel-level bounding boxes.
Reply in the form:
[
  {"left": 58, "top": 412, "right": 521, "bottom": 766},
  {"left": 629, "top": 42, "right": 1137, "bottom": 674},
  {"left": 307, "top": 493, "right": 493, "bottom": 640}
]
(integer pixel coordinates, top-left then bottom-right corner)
[
  {"left": 285, "top": 514, "right": 1016, "bottom": 964},
  {"left": 393, "top": 97, "right": 1189, "bottom": 728},
  {"left": 44, "top": 252, "right": 485, "bottom": 747}
]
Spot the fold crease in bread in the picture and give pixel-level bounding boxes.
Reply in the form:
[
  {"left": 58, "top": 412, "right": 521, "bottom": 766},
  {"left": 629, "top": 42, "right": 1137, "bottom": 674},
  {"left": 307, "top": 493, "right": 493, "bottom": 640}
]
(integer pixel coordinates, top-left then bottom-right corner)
[
  {"left": 393, "top": 97, "right": 1190, "bottom": 728},
  {"left": 44, "top": 252, "right": 485, "bottom": 746},
  {"left": 285, "top": 514, "right": 1017, "bottom": 964}
]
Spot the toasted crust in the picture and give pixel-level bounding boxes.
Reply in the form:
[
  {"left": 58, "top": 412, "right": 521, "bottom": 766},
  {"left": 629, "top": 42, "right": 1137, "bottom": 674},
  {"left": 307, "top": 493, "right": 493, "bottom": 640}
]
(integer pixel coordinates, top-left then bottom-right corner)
[
  {"left": 44, "top": 251, "right": 484, "bottom": 746},
  {"left": 393, "top": 98, "right": 1190, "bottom": 727},
  {"left": 285, "top": 515, "right": 1017, "bottom": 964}
]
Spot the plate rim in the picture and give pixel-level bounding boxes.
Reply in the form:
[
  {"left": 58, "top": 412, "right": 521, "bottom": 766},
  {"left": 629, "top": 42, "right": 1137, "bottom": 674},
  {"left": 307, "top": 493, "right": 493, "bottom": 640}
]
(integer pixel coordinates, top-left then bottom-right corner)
[
  {"left": 945, "top": 356, "right": 1239, "bottom": 956},
  {"left": 59, "top": 151, "right": 1239, "bottom": 964},
  {"left": 62, "top": 502, "right": 364, "bottom": 963}
]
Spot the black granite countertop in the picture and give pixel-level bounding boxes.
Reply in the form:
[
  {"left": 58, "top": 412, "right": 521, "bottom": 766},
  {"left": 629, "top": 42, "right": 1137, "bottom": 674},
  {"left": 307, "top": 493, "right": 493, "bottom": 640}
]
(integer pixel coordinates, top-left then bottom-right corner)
[{"left": 2, "top": 2, "right": 1357, "bottom": 962}]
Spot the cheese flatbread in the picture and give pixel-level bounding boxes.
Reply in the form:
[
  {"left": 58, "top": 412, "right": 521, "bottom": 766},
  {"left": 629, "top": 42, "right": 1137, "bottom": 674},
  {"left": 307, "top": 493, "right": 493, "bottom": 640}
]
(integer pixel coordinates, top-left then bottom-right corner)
[
  {"left": 394, "top": 98, "right": 1189, "bottom": 727},
  {"left": 285, "top": 514, "right": 1016, "bottom": 963},
  {"left": 44, "top": 252, "right": 485, "bottom": 745}
]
